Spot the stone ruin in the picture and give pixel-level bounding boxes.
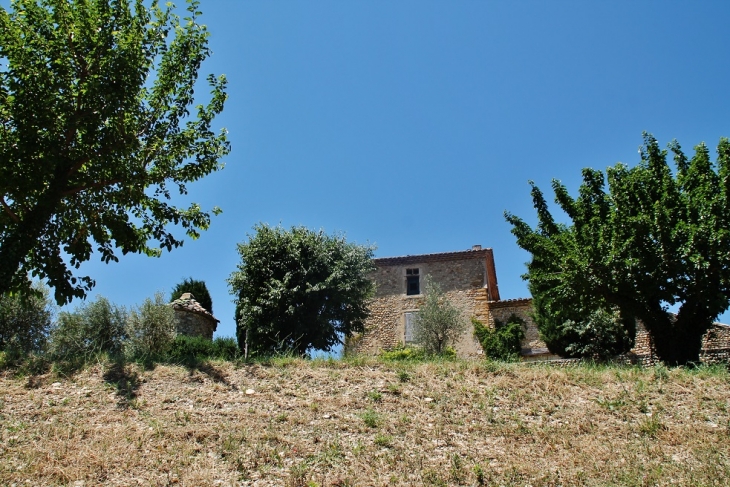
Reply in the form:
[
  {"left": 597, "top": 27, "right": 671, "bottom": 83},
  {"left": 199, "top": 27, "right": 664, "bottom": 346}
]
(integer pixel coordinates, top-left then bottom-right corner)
[{"left": 170, "top": 292, "right": 219, "bottom": 340}]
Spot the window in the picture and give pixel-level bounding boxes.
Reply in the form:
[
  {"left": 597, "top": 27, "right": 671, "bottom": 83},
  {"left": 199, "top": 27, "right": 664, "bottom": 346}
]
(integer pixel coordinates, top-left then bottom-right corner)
[
  {"left": 406, "top": 268, "right": 420, "bottom": 295},
  {"left": 405, "top": 312, "right": 418, "bottom": 343}
]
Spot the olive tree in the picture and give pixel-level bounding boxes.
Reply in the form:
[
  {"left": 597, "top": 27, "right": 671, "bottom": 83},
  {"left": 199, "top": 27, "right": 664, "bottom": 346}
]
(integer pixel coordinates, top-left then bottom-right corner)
[
  {"left": 229, "top": 224, "right": 375, "bottom": 357},
  {"left": 413, "top": 276, "right": 466, "bottom": 355}
]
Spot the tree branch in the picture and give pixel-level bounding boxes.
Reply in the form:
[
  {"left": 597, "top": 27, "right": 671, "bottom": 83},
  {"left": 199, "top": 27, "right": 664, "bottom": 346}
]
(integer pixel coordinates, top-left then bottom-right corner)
[
  {"left": 0, "top": 196, "right": 20, "bottom": 223},
  {"left": 60, "top": 179, "right": 124, "bottom": 197}
]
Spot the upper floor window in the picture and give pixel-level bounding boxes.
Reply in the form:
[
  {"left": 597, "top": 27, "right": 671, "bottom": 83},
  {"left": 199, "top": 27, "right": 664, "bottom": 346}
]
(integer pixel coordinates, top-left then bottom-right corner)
[{"left": 406, "top": 268, "right": 420, "bottom": 295}]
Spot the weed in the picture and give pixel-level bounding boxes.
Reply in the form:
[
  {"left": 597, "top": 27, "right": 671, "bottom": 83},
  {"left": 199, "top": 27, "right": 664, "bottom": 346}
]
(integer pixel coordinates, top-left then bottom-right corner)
[
  {"left": 473, "top": 463, "right": 486, "bottom": 485},
  {"left": 638, "top": 413, "right": 667, "bottom": 437},
  {"left": 367, "top": 390, "right": 383, "bottom": 402},
  {"left": 374, "top": 433, "right": 393, "bottom": 448},
  {"left": 361, "top": 408, "right": 380, "bottom": 428},
  {"left": 275, "top": 412, "right": 288, "bottom": 423},
  {"left": 450, "top": 453, "right": 465, "bottom": 483},
  {"left": 422, "top": 468, "right": 447, "bottom": 486},
  {"left": 397, "top": 370, "right": 411, "bottom": 383}
]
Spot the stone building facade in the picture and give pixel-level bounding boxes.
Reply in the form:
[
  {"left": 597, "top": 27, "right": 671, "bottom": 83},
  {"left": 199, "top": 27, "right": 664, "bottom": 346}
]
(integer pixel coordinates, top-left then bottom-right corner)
[
  {"left": 170, "top": 293, "right": 219, "bottom": 340},
  {"left": 348, "top": 245, "right": 547, "bottom": 358},
  {"left": 350, "top": 245, "right": 730, "bottom": 363}
]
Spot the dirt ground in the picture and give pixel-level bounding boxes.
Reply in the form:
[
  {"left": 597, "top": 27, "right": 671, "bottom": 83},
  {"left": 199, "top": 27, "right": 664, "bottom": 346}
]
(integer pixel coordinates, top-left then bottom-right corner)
[{"left": 1, "top": 358, "right": 728, "bottom": 486}]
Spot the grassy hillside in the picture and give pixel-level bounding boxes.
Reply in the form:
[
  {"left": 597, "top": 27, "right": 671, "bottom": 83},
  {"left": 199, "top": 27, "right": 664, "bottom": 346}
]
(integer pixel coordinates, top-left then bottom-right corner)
[{"left": 1, "top": 358, "right": 729, "bottom": 486}]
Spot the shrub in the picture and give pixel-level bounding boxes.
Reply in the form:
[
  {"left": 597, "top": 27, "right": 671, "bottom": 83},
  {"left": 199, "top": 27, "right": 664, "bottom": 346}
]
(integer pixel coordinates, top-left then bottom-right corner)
[
  {"left": 413, "top": 276, "right": 467, "bottom": 355},
  {"left": 0, "top": 283, "right": 54, "bottom": 355},
  {"left": 125, "top": 292, "right": 176, "bottom": 359},
  {"left": 170, "top": 278, "right": 213, "bottom": 315},
  {"left": 165, "top": 335, "right": 239, "bottom": 363},
  {"left": 379, "top": 343, "right": 456, "bottom": 361},
  {"left": 473, "top": 314, "right": 525, "bottom": 361},
  {"left": 49, "top": 296, "right": 127, "bottom": 359},
  {"left": 560, "top": 308, "right": 635, "bottom": 361}
]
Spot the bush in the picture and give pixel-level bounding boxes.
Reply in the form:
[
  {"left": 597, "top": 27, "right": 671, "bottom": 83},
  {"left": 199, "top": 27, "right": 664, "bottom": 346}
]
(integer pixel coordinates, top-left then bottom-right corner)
[
  {"left": 473, "top": 314, "right": 525, "bottom": 361},
  {"left": 561, "top": 308, "right": 635, "bottom": 361},
  {"left": 170, "top": 277, "right": 213, "bottom": 315},
  {"left": 379, "top": 343, "right": 456, "bottom": 361},
  {"left": 0, "top": 283, "right": 54, "bottom": 355},
  {"left": 165, "top": 335, "right": 239, "bottom": 363},
  {"left": 49, "top": 296, "right": 127, "bottom": 359},
  {"left": 413, "top": 276, "right": 467, "bottom": 355},
  {"left": 125, "top": 292, "right": 176, "bottom": 359}
]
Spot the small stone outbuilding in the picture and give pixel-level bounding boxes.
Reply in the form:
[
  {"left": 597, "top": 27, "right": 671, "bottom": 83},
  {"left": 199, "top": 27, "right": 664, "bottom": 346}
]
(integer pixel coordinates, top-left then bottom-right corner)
[{"left": 170, "top": 293, "right": 219, "bottom": 340}]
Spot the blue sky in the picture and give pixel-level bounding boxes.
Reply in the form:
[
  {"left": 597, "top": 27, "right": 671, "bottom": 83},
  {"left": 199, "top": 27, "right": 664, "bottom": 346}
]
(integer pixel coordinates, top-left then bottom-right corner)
[{"left": 65, "top": 0, "right": 730, "bottom": 338}]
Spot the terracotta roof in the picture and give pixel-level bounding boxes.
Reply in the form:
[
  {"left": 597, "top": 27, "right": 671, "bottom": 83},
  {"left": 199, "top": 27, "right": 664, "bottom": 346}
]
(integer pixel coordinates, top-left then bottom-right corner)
[
  {"left": 170, "top": 293, "right": 220, "bottom": 322},
  {"left": 374, "top": 246, "right": 494, "bottom": 266}
]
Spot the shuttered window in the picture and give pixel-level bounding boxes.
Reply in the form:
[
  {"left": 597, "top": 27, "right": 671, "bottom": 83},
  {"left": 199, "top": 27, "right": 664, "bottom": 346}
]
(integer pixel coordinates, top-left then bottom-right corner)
[{"left": 405, "top": 312, "right": 418, "bottom": 343}]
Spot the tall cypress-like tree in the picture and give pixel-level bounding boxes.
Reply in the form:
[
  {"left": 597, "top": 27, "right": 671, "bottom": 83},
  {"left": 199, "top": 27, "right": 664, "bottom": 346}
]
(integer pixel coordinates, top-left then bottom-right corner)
[{"left": 170, "top": 278, "right": 213, "bottom": 315}]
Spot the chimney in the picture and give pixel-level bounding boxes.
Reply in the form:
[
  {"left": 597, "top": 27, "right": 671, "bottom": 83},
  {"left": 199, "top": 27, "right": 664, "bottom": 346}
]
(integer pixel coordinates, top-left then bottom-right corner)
[{"left": 472, "top": 244, "right": 482, "bottom": 251}]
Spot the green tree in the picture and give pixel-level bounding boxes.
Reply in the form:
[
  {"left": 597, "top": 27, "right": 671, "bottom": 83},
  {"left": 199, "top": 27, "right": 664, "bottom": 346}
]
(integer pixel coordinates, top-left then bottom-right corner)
[
  {"left": 49, "top": 296, "right": 127, "bottom": 358},
  {"left": 506, "top": 133, "right": 730, "bottom": 365},
  {"left": 125, "top": 291, "right": 176, "bottom": 358},
  {"left": 413, "top": 276, "right": 466, "bottom": 355},
  {"left": 228, "top": 224, "right": 375, "bottom": 357},
  {"left": 473, "top": 314, "right": 525, "bottom": 361},
  {"left": 0, "top": 283, "right": 55, "bottom": 354},
  {"left": 170, "top": 277, "right": 213, "bottom": 314},
  {"left": 0, "top": 0, "right": 229, "bottom": 305}
]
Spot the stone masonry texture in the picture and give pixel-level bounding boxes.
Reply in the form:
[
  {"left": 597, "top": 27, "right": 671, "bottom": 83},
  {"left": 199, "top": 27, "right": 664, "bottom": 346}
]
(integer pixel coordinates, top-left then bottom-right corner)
[
  {"left": 350, "top": 246, "right": 730, "bottom": 364},
  {"left": 170, "top": 293, "right": 219, "bottom": 340}
]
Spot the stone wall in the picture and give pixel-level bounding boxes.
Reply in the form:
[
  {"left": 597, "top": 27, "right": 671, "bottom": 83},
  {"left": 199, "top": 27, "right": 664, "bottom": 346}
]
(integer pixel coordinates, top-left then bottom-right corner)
[
  {"left": 173, "top": 309, "right": 217, "bottom": 340},
  {"left": 484, "top": 298, "right": 551, "bottom": 359},
  {"left": 170, "top": 293, "right": 218, "bottom": 340},
  {"left": 349, "top": 248, "right": 496, "bottom": 358},
  {"left": 628, "top": 321, "right": 730, "bottom": 365}
]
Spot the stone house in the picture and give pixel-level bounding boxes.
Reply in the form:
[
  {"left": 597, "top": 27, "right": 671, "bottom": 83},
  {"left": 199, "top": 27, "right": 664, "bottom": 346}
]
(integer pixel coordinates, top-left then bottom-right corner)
[
  {"left": 170, "top": 293, "right": 219, "bottom": 340},
  {"left": 348, "top": 245, "right": 730, "bottom": 363},
  {"left": 348, "top": 245, "right": 546, "bottom": 358}
]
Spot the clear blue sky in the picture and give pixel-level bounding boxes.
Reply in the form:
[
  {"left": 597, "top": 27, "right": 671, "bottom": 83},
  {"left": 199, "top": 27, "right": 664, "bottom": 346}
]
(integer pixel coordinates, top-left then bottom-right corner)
[{"left": 67, "top": 0, "right": 730, "bottom": 338}]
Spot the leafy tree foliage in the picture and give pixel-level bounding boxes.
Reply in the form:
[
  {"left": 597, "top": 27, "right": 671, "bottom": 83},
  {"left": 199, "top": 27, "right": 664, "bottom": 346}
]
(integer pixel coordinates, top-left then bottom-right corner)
[
  {"left": 228, "top": 224, "right": 375, "bottom": 357},
  {"left": 473, "top": 314, "right": 525, "bottom": 361},
  {"left": 0, "top": 0, "right": 229, "bottom": 305},
  {"left": 0, "top": 283, "right": 55, "bottom": 353},
  {"left": 506, "top": 133, "right": 730, "bottom": 365},
  {"left": 170, "top": 277, "right": 213, "bottom": 314},
  {"left": 125, "top": 292, "right": 176, "bottom": 358},
  {"left": 559, "top": 309, "right": 635, "bottom": 361},
  {"left": 49, "top": 296, "right": 127, "bottom": 358},
  {"left": 413, "top": 276, "right": 467, "bottom": 355}
]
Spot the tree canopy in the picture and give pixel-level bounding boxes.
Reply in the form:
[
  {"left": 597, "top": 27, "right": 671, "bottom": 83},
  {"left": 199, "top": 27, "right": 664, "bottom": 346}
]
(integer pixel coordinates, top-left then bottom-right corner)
[
  {"left": 228, "top": 224, "right": 375, "bottom": 357},
  {"left": 0, "top": 0, "right": 229, "bottom": 305},
  {"left": 506, "top": 133, "right": 730, "bottom": 365}
]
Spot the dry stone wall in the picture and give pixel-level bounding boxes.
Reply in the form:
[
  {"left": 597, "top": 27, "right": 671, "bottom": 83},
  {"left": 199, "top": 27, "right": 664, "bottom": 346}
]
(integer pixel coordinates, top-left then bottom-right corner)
[{"left": 170, "top": 293, "right": 218, "bottom": 340}]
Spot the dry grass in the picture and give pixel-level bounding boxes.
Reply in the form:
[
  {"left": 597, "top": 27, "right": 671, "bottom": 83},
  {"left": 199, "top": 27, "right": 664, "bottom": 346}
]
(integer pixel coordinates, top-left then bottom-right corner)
[{"left": 1, "top": 358, "right": 729, "bottom": 486}]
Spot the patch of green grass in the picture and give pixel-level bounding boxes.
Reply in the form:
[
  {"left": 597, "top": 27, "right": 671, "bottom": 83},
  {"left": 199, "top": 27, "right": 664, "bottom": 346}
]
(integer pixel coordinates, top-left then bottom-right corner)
[
  {"left": 367, "top": 390, "right": 383, "bottom": 402},
  {"left": 361, "top": 408, "right": 380, "bottom": 428},
  {"left": 374, "top": 433, "right": 393, "bottom": 448}
]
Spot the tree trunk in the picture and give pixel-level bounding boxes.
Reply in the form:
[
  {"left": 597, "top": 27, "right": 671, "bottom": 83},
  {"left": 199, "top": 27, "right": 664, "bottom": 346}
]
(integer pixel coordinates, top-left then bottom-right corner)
[
  {"left": 641, "top": 305, "right": 713, "bottom": 366},
  {"left": 0, "top": 197, "right": 59, "bottom": 298}
]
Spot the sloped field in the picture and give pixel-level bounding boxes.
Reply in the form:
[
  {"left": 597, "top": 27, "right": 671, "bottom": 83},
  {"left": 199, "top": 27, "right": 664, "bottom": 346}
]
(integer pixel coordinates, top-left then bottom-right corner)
[{"left": 1, "top": 358, "right": 728, "bottom": 486}]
